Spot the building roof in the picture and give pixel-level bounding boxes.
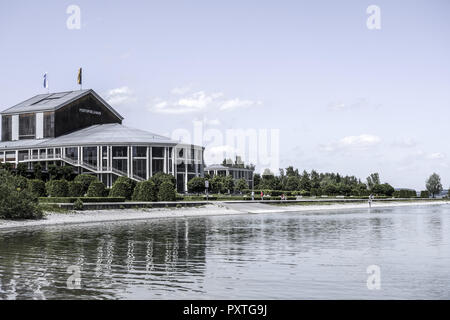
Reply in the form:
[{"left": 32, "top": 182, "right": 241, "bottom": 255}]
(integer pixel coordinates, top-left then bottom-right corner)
[
  {"left": 0, "top": 123, "right": 181, "bottom": 150},
  {"left": 205, "top": 164, "right": 254, "bottom": 171},
  {"left": 1, "top": 89, "right": 124, "bottom": 120}
]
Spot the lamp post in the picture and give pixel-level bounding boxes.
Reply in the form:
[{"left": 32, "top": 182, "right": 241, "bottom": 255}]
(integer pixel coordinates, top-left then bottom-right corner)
[{"left": 205, "top": 180, "right": 209, "bottom": 201}]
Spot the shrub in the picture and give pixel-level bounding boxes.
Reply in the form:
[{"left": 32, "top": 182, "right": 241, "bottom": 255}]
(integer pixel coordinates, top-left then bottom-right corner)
[
  {"left": 68, "top": 181, "right": 84, "bottom": 197},
  {"left": 46, "top": 180, "right": 69, "bottom": 197},
  {"left": 0, "top": 169, "right": 43, "bottom": 219},
  {"left": 15, "top": 175, "right": 29, "bottom": 191},
  {"left": 151, "top": 172, "right": 176, "bottom": 189},
  {"left": 110, "top": 176, "right": 136, "bottom": 199},
  {"left": 158, "top": 181, "right": 176, "bottom": 201},
  {"left": 420, "top": 190, "right": 430, "bottom": 198},
  {"left": 132, "top": 180, "right": 157, "bottom": 202},
  {"left": 28, "top": 179, "right": 46, "bottom": 197},
  {"left": 110, "top": 181, "right": 130, "bottom": 199},
  {"left": 86, "top": 181, "right": 107, "bottom": 197},
  {"left": 73, "top": 198, "right": 84, "bottom": 210},
  {"left": 74, "top": 174, "right": 98, "bottom": 194},
  {"left": 187, "top": 176, "right": 206, "bottom": 194}
]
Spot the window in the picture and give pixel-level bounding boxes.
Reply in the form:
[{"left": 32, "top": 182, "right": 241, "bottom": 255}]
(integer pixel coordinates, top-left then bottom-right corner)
[
  {"left": 152, "top": 147, "right": 164, "bottom": 158},
  {"left": 19, "top": 113, "right": 36, "bottom": 139},
  {"left": 133, "top": 159, "right": 146, "bottom": 179},
  {"left": 112, "top": 146, "right": 127, "bottom": 157},
  {"left": 112, "top": 159, "right": 127, "bottom": 174},
  {"left": 83, "top": 147, "right": 97, "bottom": 167},
  {"left": 152, "top": 159, "right": 164, "bottom": 174},
  {"left": 43, "top": 112, "right": 55, "bottom": 138},
  {"left": 133, "top": 146, "right": 147, "bottom": 158},
  {"left": 1, "top": 115, "right": 12, "bottom": 141},
  {"left": 65, "top": 147, "right": 78, "bottom": 160},
  {"left": 18, "top": 150, "right": 28, "bottom": 161}
]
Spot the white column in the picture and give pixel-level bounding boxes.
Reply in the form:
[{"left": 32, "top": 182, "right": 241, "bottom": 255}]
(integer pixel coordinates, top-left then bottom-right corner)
[
  {"left": 163, "top": 147, "right": 167, "bottom": 173},
  {"left": 149, "top": 147, "right": 152, "bottom": 177},
  {"left": 11, "top": 115, "right": 19, "bottom": 141},
  {"left": 146, "top": 147, "right": 149, "bottom": 180},
  {"left": 127, "top": 146, "right": 131, "bottom": 178},
  {"left": 36, "top": 112, "right": 44, "bottom": 139}
]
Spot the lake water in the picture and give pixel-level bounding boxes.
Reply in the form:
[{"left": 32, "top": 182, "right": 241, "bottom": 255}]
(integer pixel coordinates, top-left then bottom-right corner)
[{"left": 0, "top": 204, "right": 449, "bottom": 300}]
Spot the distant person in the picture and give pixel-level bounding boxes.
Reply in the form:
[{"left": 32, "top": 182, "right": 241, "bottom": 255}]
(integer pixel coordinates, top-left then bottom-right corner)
[
  {"left": 368, "top": 194, "right": 374, "bottom": 208},
  {"left": 251, "top": 191, "right": 255, "bottom": 201},
  {"left": 261, "top": 191, "right": 264, "bottom": 200}
]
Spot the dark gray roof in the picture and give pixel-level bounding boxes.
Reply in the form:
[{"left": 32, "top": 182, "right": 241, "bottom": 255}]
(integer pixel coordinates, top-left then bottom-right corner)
[
  {"left": 1, "top": 89, "right": 124, "bottom": 120},
  {"left": 0, "top": 123, "right": 180, "bottom": 150}
]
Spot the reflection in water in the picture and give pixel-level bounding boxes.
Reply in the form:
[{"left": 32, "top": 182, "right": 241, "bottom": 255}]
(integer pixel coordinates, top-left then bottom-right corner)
[{"left": 0, "top": 205, "right": 450, "bottom": 299}]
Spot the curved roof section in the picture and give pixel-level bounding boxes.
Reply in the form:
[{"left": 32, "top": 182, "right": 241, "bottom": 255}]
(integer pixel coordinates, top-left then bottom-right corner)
[
  {"left": 0, "top": 124, "right": 182, "bottom": 150},
  {"left": 1, "top": 89, "right": 124, "bottom": 120}
]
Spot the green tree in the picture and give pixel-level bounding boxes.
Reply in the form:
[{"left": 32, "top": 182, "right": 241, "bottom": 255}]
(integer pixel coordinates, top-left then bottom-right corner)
[
  {"left": 33, "top": 163, "right": 43, "bottom": 180},
  {"left": 210, "top": 175, "right": 226, "bottom": 193},
  {"left": 45, "top": 179, "right": 69, "bottom": 197},
  {"left": 426, "top": 173, "right": 443, "bottom": 198},
  {"left": 224, "top": 175, "right": 235, "bottom": 193},
  {"left": 110, "top": 176, "right": 136, "bottom": 200},
  {"left": 87, "top": 181, "right": 107, "bottom": 197},
  {"left": 235, "top": 178, "right": 248, "bottom": 192},
  {"left": 299, "top": 170, "right": 311, "bottom": 191},
  {"left": 0, "top": 169, "right": 42, "bottom": 219},
  {"left": 366, "top": 173, "right": 380, "bottom": 191},
  {"left": 16, "top": 163, "right": 28, "bottom": 177},
  {"left": 187, "top": 176, "right": 206, "bottom": 194},
  {"left": 285, "top": 176, "right": 300, "bottom": 191},
  {"left": 158, "top": 181, "right": 176, "bottom": 201},
  {"left": 74, "top": 174, "right": 98, "bottom": 195},
  {"left": 132, "top": 180, "right": 157, "bottom": 201},
  {"left": 253, "top": 174, "right": 261, "bottom": 189},
  {"left": 28, "top": 179, "right": 46, "bottom": 197}
]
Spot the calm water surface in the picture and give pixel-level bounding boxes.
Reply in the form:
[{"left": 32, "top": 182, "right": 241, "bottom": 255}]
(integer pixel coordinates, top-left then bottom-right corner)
[{"left": 0, "top": 205, "right": 449, "bottom": 299}]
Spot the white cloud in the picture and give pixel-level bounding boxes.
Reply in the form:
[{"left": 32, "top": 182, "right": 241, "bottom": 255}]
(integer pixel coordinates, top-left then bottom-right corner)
[
  {"left": 105, "top": 86, "right": 136, "bottom": 106},
  {"left": 150, "top": 91, "right": 223, "bottom": 114},
  {"left": 427, "top": 152, "right": 445, "bottom": 160},
  {"left": 321, "top": 134, "right": 381, "bottom": 152},
  {"left": 219, "top": 98, "right": 262, "bottom": 111},
  {"left": 328, "top": 98, "right": 380, "bottom": 111},
  {"left": 392, "top": 137, "right": 418, "bottom": 148},
  {"left": 149, "top": 86, "right": 261, "bottom": 114},
  {"left": 171, "top": 85, "right": 192, "bottom": 95}
]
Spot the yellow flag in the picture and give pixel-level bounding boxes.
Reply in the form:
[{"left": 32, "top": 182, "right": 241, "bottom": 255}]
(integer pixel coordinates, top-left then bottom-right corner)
[{"left": 77, "top": 68, "right": 82, "bottom": 85}]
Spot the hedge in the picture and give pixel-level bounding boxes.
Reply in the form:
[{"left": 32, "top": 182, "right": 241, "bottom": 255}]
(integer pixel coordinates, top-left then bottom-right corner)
[
  {"left": 87, "top": 181, "right": 107, "bottom": 197},
  {"left": 28, "top": 179, "right": 46, "bottom": 197},
  {"left": 68, "top": 181, "right": 84, "bottom": 197},
  {"left": 45, "top": 180, "right": 69, "bottom": 197},
  {"left": 158, "top": 181, "right": 176, "bottom": 201},
  {"left": 74, "top": 174, "right": 99, "bottom": 194},
  {"left": 132, "top": 180, "right": 157, "bottom": 202},
  {"left": 39, "top": 197, "right": 126, "bottom": 203}
]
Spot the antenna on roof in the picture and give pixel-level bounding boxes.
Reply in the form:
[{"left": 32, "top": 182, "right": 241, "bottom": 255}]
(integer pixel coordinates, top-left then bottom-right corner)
[{"left": 77, "top": 67, "right": 82, "bottom": 90}]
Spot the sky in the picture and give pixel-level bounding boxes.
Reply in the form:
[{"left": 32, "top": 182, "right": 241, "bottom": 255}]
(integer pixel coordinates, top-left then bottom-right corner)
[{"left": 0, "top": 0, "right": 449, "bottom": 190}]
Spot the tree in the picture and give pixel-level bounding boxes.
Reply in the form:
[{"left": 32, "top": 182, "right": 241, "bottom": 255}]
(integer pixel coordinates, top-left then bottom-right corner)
[
  {"left": 299, "top": 170, "right": 311, "bottom": 191},
  {"left": 253, "top": 174, "right": 261, "bottom": 189},
  {"left": 187, "top": 177, "right": 206, "bottom": 194},
  {"left": 158, "top": 181, "right": 176, "bottom": 201},
  {"left": 366, "top": 173, "right": 380, "bottom": 191},
  {"left": 235, "top": 178, "right": 248, "bottom": 192},
  {"left": 426, "top": 173, "right": 443, "bottom": 198},
  {"left": 87, "top": 181, "right": 107, "bottom": 197},
  {"left": 210, "top": 175, "right": 226, "bottom": 193},
  {"left": 0, "top": 169, "right": 42, "bottom": 219},
  {"left": 16, "top": 163, "right": 28, "bottom": 177},
  {"left": 110, "top": 176, "right": 136, "bottom": 200},
  {"left": 33, "top": 163, "right": 43, "bottom": 180},
  {"left": 224, "top": 175, "right": 234, "bottom": 193},
  {"left": 132, "top": 180, "right": 157, "bottom": 202},
  {"left": 285, "top": 176, "right": 300, "bottom": 191},
  {"left": 74, "top": 174, "right": 98, "bottom": 195}
]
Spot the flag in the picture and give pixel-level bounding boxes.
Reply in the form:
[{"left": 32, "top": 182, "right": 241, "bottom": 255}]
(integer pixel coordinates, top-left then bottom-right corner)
[
  {"left": 43, "top": 73, "right": 48, "bottom": 89},
  {"left": 77, "top": 68, "right": 82, "bottom": 85}
]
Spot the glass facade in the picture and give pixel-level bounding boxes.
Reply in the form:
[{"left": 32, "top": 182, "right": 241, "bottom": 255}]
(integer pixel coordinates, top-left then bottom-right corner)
[
  {"left": 43, "top": 112, "right": 55, "bottom": 138},
  {"left": 1, "top": 116, "right": 12, "bottom": 141},
  {"left": 65, "top": 147, "right": 78, "bottom": 161},
  {"left": 133, "top": 159, "right": 146, "bottom": 179},
  {"left": 83, "top": 147, "right": 97, "bottom": 168},
  {"left": 19, "top": 113, "right": 36, "bottom": 139}
]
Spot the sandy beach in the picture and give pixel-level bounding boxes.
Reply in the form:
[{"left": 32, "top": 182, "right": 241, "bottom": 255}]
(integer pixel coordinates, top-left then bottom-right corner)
[{"left": 0, "top": 200, "right": 448, "bottom": 231}]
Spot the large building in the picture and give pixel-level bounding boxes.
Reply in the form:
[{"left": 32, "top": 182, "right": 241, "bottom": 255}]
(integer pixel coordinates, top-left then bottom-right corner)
[
  {"left": 205, "top": 163, "right": 254, "bottom": 189},
  {"left": 0, "top": 89, "right": 204, "bottom": 192}
]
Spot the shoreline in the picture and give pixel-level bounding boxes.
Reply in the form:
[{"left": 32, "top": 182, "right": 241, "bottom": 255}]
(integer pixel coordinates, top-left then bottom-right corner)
[{"left": 0, "top": 200, "right": 449, "bottom": 232}]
